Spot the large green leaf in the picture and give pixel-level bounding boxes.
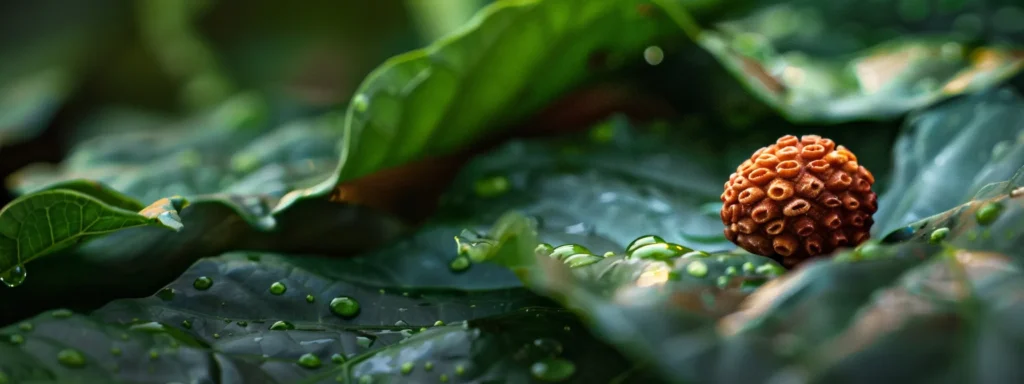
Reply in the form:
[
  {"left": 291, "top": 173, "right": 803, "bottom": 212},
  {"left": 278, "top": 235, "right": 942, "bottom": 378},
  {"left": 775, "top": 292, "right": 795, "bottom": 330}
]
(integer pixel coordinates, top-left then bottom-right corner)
[
  {"left": 665, "top": 0, "right": 1024, "bottom": 122},
  {"left": 273, "top": 0, "right": 683, "bottom": 213},
  {"left": 874, "top": 88, "right": 1024, "bottom": 235},
  {"left": 0, "top": 252, "right": 658, "bottom": 383},
  {"left": 0, "top": 181, "right": 186, "bottom": 288}
]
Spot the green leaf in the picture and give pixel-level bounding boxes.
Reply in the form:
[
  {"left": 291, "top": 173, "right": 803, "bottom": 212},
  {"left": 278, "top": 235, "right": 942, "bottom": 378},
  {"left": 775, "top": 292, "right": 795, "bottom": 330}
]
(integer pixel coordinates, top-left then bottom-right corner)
[
  {"left": 274, "top": 0, "right": 682, "bottom": 213},
  {"left": 672, "top": 0, "right": 1024, "bottom": 122},
  {"left": 0, "top": 188, "right": 186, "bottom": 287},
  {"left": 0, "top": 68, "right": 75, "bottom": 147},
  {"left": 0, "top": 252, "right": 655, "bottom": 383},
  {"left": 874, "top": 88, "right": 1024, "bottom": 235}
]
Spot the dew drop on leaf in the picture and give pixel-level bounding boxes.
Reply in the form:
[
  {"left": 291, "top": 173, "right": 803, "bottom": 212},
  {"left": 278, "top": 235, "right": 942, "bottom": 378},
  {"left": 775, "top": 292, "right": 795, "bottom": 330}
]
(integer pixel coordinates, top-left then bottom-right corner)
[
  {"left": 7, "top": 334, "right": 24, "bottom": 345},
  {"left": 330, "top": 296, "right": 361, "bottom": 318},
  {"left": 687, "top": 261, "right": 709, "bottom": 278},
  {"left": 976, "top": 202, "right": 1004, "bottom": 225},
  {"left": 400, "top": 362, "right": 414, "bottom": 375},
  {"left": 305, "top": 294, "right": 315, "bottom": 303},
  {"left": 269, "top": 282, "right": 287, "bottom": 295},
  {"left": 17, "top": 322, "right": 31, "bottom": 332},
  {"left": 434, "top": 320, "right": 444, "bottom": 326},
  {"left": 930, "top": 227, "right": 950, "bottom": 243},
  {"left": 269, "top": 321, "right": 295, "bottom": 330},
  {"left": 193, "top": 276, "right": 213, "bottom": 290},
  {"left": 534, "top": 243, "right": 554, "bottom": 257},
  {"left": 449, "top": 256, "right": 471, "bottom": 272},
  {"left": 110, "top": 347, "right": 121, "bottom": 356},
  {"left": 629, "top": 243, "right": 690, "bottom": 260},
  {"left": 237, "top": 321, "right": 247, "bottom": 327},
  {"left": 0, "top": 264, "right": 26, "bottom": 287},
  {"left": 297, "top": 353, "right": 321, "bottom": 369},
  {"left": 549, "top": 244, "right": 591, "bottom": 261},
  {"left": 181, "top": 320, "right": 192, "bottom": 329},
  {"left": 424, "top": 361, "right": 434, "bottom": 371},
  {"left": 681, "top": 250, "right": 709, "bottom": 259},
  {"left": 626, "top": 235, "right": 666, "bottom": 253},
  {"left": 742, "top": 262, "right": 756, "bottom": 273},
  {"left": 643, "top": 46, "right": 664, "bottom": 65},
  {"left": 352, "top": 94, "right": 369, "bottom": 112},
  {"left": 331, "top": 353, "right": 346, "bottom": 364},
  {"left": 564, "top": 254, "right": 603, "bottom": 267},
  {"left": 474, "top": 175, "right": 510, "bottom": 197},
  {"left": 51, "top": 309, "right": 72, "bottom": 318},
  {"left": 530, "top": 358, "right": 576, "bottom": 382},
  {"left": 148, "top": 350, "right": 159, "bottom": 359},
  {"left": 57, "top": 348, "right": 86, "bottom": 368},
  {"left": 156, "top": 287, "right": 175, "bottom": 301},
  {"left": 455, "top": 364, "right": 466, "bottom": 375}
]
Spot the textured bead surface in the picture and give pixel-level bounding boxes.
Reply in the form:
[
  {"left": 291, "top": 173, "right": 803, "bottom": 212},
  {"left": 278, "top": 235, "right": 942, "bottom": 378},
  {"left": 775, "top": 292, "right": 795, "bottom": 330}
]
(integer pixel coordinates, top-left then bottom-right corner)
[{"left": 720, "top": 135, "right": 877, "bottom": 267}]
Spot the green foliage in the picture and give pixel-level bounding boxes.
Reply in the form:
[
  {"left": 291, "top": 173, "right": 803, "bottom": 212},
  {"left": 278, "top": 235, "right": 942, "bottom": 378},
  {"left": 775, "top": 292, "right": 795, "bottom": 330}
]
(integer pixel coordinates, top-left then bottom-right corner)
[
  {"left": 274, "top": 0, "right": 682, "bottom": 212},
  {"left": 1, "top": 0, "right": 1024, "bottom": 383},
  {"left": 0, "top": 181, "right": 186, "bottom": 287}
]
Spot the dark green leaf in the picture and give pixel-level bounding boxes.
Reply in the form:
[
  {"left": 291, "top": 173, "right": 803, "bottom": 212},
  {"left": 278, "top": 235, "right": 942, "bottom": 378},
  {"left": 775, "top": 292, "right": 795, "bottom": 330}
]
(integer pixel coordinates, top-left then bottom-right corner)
[
  {"left": 0, "top": 188, "right": 185, "bottom": 287},
  {"left": 274, "top": 0, "right": 683, "bottom": 212},
  {"left": 0, "top": 252, "right": 655, "bottom": 383},
  {"left": 874, "top": 88, "right": 1024, "bottom": 235},
  {"left": 670, "top": 0, "right": 1024, "bottom": 121}
]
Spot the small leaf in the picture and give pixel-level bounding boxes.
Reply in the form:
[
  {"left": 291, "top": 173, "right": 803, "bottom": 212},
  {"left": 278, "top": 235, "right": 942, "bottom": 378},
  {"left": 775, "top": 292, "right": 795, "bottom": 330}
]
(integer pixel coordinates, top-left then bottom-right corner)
[{"left": 0, "top": 189, "right": 186, "bottom": 285}]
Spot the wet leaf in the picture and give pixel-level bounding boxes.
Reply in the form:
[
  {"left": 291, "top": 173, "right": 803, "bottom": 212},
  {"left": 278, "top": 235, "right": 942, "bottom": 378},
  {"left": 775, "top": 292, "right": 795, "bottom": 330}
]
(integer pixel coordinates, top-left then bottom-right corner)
[
  {"left": 874, "top": 88, "right": 1024, "bottom": 235},
  {"left": 673, "top": 0, "right": 1024, "bottom": 122},
  {"left": 0, "top": 187, "right": 186, "bottom": 287},
  {"left": 274, "top": 0, "right": 682, "bottom": 213},
  {"left": 0, "top": 253, "right": 654, "bottom": 383}
]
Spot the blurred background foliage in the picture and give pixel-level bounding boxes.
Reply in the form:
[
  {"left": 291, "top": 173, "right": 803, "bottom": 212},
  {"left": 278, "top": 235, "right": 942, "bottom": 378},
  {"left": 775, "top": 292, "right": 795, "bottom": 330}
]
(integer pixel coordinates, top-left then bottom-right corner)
[{"left": 0, "top": 0, "right": 492, "bottom": 206}]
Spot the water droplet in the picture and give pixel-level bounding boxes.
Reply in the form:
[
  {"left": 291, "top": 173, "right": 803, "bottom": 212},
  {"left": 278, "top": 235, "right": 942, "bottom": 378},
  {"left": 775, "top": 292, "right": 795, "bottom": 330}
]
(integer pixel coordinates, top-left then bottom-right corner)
[
  {"left": 395, "top": 320, "right": 409, "bottom": 327},
  {"left": 855, "top": 242, "right": 884, "bottom": 260},
  {"left": 57, "top": 349, "right": 86, "bottom": 368},
  {"left": 687, "top": 261, "right": 709, "bottom": 278},
  {"left": 181, "top": 320, "right": 192, "bottom": 329},
  {"left": 928, "top": 227, "right": 950, "bottom": 243},
  {"left": 352, "top": 94, "right": 369, "bottom": 112},
  {"left": 129, "top": 322, "right": 167, "bottom": 333},
  {"left": 297, "top": 353, "right": 321, "bottom": 369},
  {"left": 530, "top": 358, "right": 576, "bottom": 382},
  {"left": 449, "top": 256, "right": 471, "bottom": 272},
  {"left": 629, "top": 243, "right": 691, "bottom": 260},
  {"left": 51, "top": 309, "right": 72, "bottom": 318},
  {"left": 434, "top": 320, "right": 445, "bottom": 326},
  {"left": 237, "top": 321, "right": 248, "bottom": 327},
  {"left": 156, "top": 288, "right": 176, "bottom": 301},
  {"left": 455, "top": 364, "right": 466, "bottom": 375},
  {"left": 742, "top": 262, "right": 756, "bottom": 273},
  {"left": 18, "top": 322, "right": 32, "bottom": 332},
  {"left": 331, "top": 353, "right": 346, "bottom": 364},
  {"left": 976, "top": 202, "right": 1004, "bottom": 226},
  {"left": 439, "top": 374, "right": 449, "bottom": 382},
  {"left": 643, "top": 46, "right": 664, "bottom": 65},
  {"left": 424, "top": 361, "right": 434, "bottom": 371},
  {"left": 724, "top": 266, "right": 738, "bottom": 276},
  {"left": 533, "top": 338, "right": 564, "bottom": 356},
  {"left": 400, "top": 362, "right": 414, "bottom": 375},
  {"left": 626, "top": 235, "right": 665, "bottom": 253},
  {"left": 534, "top": 243, "right": 555, "bottom": 257},
  {"left": 110, "top": 347, "right": 121, "bottom": 356},
  {"left": 213, "top": 333, "right": 221, "bottom": 339},
  {"left": 270, "top": 321, "right": 295, "bottom": 330},
  {"left": 306, "top": 294, "right": 315, "bottom": 303},
  {"left": 0, "top": 264, "right": 27, "bottom": 287},
  {"left": 148, "top": 350, "right": 159, "bottom": 359},
  {"left": 717, "top": 275, "right": 730, "bottom": 287},
  {"left": 7, "top": 334, "right": 24, "bottom": 345},
  {"left": 356, "top": 336, "right": 374, "bottom": 348},
  {"left": 474, "top": 175, "right": 511, "bottom": 197},
  {"left": 755, "top": 263, "right": 784, "bottom": 276},
  {"left": 330, "top": 296, "right": 361, "bottom": 318},
  {"left": 602, "top": 251, "right": 615, "bottom": 257},
  {"left": 269, "top": 282, "right": 287, "bottom": 295},
  {"left": 193, "top": 276, "right": 213, "bottom": 290},
  {"left": 549, "top": 244, "right": 591, "bottom": 261},
  {"left": 564, "top": 254, "right": 603, "bottom": 267}
]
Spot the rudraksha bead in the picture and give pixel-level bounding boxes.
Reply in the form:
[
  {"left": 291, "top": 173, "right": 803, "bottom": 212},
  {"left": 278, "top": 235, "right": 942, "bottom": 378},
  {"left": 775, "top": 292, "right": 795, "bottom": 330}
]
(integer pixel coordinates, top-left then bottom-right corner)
[{"left": 720, "top": 135, "right": 877, "bottom": 267}]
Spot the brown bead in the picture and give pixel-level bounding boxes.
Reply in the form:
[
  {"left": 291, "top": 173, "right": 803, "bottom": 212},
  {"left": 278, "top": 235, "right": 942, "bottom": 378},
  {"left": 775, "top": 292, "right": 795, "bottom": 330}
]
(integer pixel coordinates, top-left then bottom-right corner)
[{"left": 720, "top": 135, "right": 877, "bottom": 267}]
